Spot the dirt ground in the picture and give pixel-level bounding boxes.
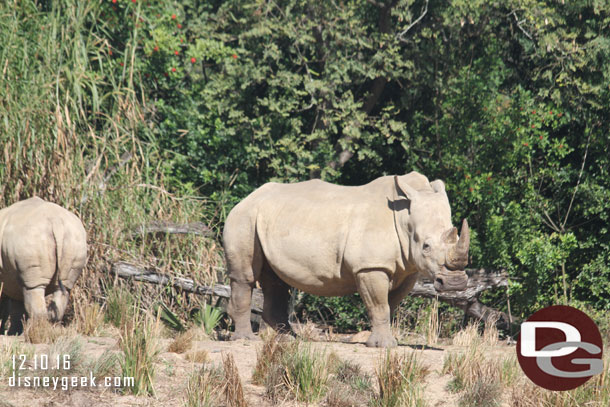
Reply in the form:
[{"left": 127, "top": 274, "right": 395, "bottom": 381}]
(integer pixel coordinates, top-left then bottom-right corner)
[{"left": 0, "top": 333, "right": 515, "bottom": 407}]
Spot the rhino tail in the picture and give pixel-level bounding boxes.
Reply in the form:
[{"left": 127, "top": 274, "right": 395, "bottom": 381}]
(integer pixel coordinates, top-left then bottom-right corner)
[{"left": 51, "top": 217, "right": 69, "bottom": 294}]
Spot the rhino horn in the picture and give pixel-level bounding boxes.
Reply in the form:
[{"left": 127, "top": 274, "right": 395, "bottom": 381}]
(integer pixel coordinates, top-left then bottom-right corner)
[{"left": 446, "top": 219, "right": 470, "bottom": 270}]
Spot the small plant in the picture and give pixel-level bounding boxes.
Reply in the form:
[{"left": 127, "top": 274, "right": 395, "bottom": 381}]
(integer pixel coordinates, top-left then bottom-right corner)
[
  {"left": 157, "top": 301, "right": 186, "bottom": 332},
  {"left": 119, "top": 312, "right": 161, "bottom": 396},
  {"left": 193, "top": 303, "right": 223, "bottom": 336},
  {"left": 185, "top": 364, "right": 225, "bottom": 407}
]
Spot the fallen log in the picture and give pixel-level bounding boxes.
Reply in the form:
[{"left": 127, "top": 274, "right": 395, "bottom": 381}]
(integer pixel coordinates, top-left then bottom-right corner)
[
  {"left": 132, "top": 221, "right": 211, "bottom": 237},
  {"left": 110, "top": 261, "right": 263, "bottom": 313},
  {"left": 110, "top": 262, "right": 511, "bottom": 327},
  {"left": 411, "top": 268, "right": 513, "bottom": 328}
]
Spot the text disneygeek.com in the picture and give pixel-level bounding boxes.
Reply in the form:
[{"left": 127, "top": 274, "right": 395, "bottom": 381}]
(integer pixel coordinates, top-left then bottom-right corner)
[{"left": 6, "top": 354, "right": 134, "bottom": 390}]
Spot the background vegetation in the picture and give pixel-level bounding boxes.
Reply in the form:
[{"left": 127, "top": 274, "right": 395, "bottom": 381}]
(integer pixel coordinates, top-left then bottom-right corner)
[{"left": 1, "top": 0, "right": 609, "bottom": 333}]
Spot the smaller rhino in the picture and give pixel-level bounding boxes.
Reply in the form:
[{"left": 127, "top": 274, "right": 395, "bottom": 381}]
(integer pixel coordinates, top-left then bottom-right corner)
[{"left": 0, "top": 197, "right": 87, "bottom": 334}]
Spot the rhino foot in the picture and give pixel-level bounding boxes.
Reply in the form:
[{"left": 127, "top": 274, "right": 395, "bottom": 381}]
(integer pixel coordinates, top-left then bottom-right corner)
[{"left": 366, "top": 332, "right": 397, "bottom": 348}]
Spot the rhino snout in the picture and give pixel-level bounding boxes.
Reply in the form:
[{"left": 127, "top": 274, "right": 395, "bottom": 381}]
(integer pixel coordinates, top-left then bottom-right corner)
[{"left": 434, "top": 270, "right": 468, "bottom": 292}]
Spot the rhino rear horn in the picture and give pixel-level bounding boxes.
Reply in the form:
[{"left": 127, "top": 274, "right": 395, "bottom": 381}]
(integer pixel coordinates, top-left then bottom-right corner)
[{"left": 446, "top": 219, "right": 470, "bottom": 270}]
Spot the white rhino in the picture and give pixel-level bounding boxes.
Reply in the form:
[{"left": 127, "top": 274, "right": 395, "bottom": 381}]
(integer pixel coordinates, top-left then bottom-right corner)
[
  {"left": 224, "top": 171, "right": 470, "bottom": 347},
  {"left": 0, "top": 197, "right": 87, "bottom": 334}
]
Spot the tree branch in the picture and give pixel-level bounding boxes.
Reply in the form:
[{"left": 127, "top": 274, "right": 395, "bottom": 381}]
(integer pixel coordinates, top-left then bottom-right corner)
[
  {"left": 397, "top": 0, "right": 429, "bottom": 42},
  {"left": 561, "top": 132, "right": 591, "bottom": 230}
]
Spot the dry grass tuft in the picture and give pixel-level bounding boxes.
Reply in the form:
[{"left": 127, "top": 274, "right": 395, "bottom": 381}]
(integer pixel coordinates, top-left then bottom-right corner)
[
  {"left": 426, "top": 298, "right": 440, "bottom": 345},
  {"left": 374, "top": 351, "right": 428, "bottom": 407},
  {"left": 252, "top": 332, "right": 330, "bottom": 403},
  {"left": 168, "top": 329, "right": 195, "bottom": 354},
  {"left": 326, "top": 382, "right": 368, "bottom": 407},
  {"left": 23, "top": 316, "right": 70, "bottom": 344},
  {"left": 252, "top": 330, "right": 288, "bottom": 385},
  {"left": 185, "top": 349, "right": 210, "bottom": 364},
  {"left": 293, "top": 320, "right": 320, "bottom": 341},
  {"left": 73, "top": 296, "right": 105, "bottom": 336},
  {"left": 325, "top": 359, "right": 374, "bottom": 407},
  {"left": 185, "top": 364, "right": 225, "bottom": 407},
  {"left": 443, "top": 346, "right": 500, "bottom": 392},
  {"left": 452, "top": 322, "right": 480, "bottom": 347},
  {"left": 483, "top": 315, "right": 499, "bottom": 347},
  {"left": 458, "top": 376, "right": 501, "bottom": 407},
  {"left": 222, "top": 352, "right": 248, "bottom": 407}
]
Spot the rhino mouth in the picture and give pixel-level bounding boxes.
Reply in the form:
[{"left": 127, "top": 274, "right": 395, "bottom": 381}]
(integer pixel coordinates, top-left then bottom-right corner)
[{"left": 434, "top": 269, "right": 468, "bottom": 292}]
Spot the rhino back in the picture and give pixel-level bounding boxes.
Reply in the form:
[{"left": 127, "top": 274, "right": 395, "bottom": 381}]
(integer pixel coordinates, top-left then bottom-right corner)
[
  {"left": 0, "top": 198, "right": 86, "bottom": 297},
  {"left": 251, "top": 177, "right": 401, "bottom": 296}
]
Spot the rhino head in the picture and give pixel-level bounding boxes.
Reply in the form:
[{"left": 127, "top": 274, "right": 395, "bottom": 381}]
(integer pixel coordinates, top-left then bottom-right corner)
[{"left": 394, "top": 176, "right": 469, "bottom": 292}]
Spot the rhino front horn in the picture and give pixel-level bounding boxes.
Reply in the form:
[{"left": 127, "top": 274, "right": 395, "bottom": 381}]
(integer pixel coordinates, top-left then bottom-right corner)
[{"left": 446, "top": 219, "right": 470, "bottom": 270}]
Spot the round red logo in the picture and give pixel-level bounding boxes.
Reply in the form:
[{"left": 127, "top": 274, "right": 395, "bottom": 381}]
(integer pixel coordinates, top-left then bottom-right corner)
[{"left": 516, "top": 305, "right": 603, "bottom": 391}]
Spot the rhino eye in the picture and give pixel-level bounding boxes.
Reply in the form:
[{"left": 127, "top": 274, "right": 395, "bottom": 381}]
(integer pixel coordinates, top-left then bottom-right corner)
[{"left": 422, "top": 242, "right": 431, "bottom": 253}]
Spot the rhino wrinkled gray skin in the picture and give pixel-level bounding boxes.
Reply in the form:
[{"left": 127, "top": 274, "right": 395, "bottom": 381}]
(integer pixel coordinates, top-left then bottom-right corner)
[
  {"left": 224, "top": 171, "right": 470, "bottom": 347},
  {"left": 0, "top": 197, "right": 87, "bottom": 334}
]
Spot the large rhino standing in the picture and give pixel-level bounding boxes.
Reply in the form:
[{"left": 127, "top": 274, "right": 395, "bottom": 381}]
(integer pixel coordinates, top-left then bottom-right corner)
[
  {"left": 0, "top": 197, "right": 87, "bottom": 334},
  {"left": 224, "top": 171, "right": 470, "bottom": 347}
]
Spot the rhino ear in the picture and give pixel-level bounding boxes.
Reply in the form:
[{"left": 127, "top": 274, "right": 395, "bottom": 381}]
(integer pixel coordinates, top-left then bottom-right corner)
[
  {"left": 395, "top": 175, "right": 419, "bottom": 201},
  {"left": 430, "top": 180, "right": 446, "bottom": 194}
]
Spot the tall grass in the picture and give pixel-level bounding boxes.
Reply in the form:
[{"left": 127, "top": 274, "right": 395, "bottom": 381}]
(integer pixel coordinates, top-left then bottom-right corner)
[
  {"left": 118, "top": 311, "right": 161, "bottom": 396},
  {"left": 0, "top": 0, "right": 222, "bottom": 328}
]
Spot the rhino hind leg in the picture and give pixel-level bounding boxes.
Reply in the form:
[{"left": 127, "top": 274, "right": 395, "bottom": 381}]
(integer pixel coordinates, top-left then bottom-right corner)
[
  {"left": 260, "top": 266, "right": 291, "bottom": 334},
  {"left": 355, "top": 270, "right": 397, "bottom": 348},
  {"left": 6, "top": 298, "right": 26, "bottom": 335},
  {"left": 228, "top": 280, "right": 257, "bottom": 340},
  {"left": 0, "top": 296, "right": 10, "bottom": 334}
]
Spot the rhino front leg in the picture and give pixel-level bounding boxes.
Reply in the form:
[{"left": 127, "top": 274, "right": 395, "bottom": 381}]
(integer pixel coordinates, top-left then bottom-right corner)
[
  {"left": 23, "top": 287, "right": 47, "bottom": 321},
  {"left": 389, "top": 273, "right": 418, "bottom": 318},
  {"left": 356, "top": 270, "right": 397, "bottom": 348},
  {"left": 228, "top": 280, "right": 257, "bottom": 340}
]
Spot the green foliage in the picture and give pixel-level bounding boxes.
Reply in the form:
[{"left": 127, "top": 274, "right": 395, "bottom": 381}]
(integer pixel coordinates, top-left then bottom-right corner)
[
  {"left": 105, "top": 285, "right": 136, "bottom": 328},
  {"left": 2, "top": 0, "right": 610, "bottom": 325},
  {"left": 193, "top": 303, "right": 224, "bottom": 336},
  {"left": 296, "top": 293, "right": 369, "bottom": 332}
]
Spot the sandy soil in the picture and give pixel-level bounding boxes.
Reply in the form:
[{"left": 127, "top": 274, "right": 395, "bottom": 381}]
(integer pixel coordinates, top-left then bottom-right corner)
[{"left": 0, "top": 333, "right": 515, "bottom": 406}]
